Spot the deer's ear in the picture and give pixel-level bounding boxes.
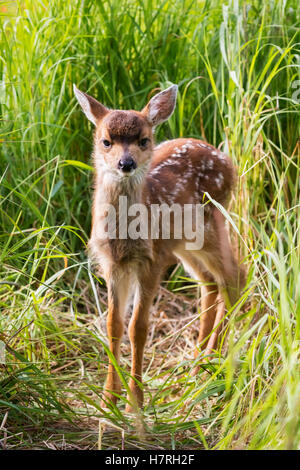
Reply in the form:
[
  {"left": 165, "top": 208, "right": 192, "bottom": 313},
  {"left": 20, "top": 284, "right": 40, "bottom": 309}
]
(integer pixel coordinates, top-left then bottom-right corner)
[
  {"left": 73, "top": 84, "right": 108, "bottom": 125},
  {"left": 142, "top": 85, "right": 178, "bottom": 126}
]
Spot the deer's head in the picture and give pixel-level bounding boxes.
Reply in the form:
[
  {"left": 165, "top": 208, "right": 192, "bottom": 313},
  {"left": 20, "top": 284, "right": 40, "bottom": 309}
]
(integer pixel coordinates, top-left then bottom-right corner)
[{"left": 73, "top": 84, "right": 177, "bottom": 182}]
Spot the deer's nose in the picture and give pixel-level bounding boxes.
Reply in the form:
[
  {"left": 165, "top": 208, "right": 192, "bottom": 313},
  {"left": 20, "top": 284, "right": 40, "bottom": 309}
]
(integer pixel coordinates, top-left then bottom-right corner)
[{"left": 118, "top": 157, "right": 137, "bottom": 173}]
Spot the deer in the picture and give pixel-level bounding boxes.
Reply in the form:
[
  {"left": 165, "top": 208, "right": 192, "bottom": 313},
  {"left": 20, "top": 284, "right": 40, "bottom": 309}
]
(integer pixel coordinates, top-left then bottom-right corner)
[{"left": 73, "top": 83, "right": 244, "bottom": 412}]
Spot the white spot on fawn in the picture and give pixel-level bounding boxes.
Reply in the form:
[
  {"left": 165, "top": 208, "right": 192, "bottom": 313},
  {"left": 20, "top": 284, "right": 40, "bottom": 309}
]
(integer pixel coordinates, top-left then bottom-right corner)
[{"left": 215, "top": 173, "right": 224, "bottom": 189}]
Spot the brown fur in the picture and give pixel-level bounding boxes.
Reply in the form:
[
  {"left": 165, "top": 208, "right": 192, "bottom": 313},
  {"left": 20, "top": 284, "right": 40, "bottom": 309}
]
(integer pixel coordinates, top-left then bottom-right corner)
[{"left": 74, "top": 84, "right": 244, "bottom": 411}]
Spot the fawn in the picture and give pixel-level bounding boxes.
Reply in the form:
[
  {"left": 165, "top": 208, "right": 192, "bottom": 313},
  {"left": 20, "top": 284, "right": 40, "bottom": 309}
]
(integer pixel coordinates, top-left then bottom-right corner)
[{"left": 74, "top": 83, "right": 244, "bottom": 411}]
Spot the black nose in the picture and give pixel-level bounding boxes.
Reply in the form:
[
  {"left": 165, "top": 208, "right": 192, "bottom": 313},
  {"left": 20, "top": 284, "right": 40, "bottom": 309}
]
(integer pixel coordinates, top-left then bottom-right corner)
[{"left": 118, "top": 157, "right": 137, "bottom": 172}]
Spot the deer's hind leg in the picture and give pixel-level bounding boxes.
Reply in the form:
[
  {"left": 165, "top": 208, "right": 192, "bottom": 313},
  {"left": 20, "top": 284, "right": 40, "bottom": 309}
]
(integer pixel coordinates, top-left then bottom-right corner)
[
  {"left": 200, "top": 209, "right": 245, "bottom": 308},
  {"left": 175, "top": 208, "right": 244, "bottom": 360},
  {"left": 174, "top": 250, "right": 224, "bottom": 357}
]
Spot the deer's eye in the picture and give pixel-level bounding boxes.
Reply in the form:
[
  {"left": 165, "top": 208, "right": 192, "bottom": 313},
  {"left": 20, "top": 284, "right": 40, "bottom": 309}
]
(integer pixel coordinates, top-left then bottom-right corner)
[
  {"left": 102, "top": 139, "right": 111, "bottom": 148},
  {"left": 139, "top": 138, "right": 149, "bottom": 149}
]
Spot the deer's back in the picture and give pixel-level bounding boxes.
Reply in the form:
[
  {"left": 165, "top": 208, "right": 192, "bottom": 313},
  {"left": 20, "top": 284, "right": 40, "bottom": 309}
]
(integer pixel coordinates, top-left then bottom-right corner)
[{"left": 146, "top": 138, "right": 236, "bottom": 208}]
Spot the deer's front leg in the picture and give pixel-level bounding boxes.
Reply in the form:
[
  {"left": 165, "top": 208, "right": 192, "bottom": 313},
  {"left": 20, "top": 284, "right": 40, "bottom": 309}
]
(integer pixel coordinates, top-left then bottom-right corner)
[
  {"left": 126, "top": 265, "right": 161, "bottom": 412},
  {"left": 102, "top": 269, "right": 130, "bottom": 407}
]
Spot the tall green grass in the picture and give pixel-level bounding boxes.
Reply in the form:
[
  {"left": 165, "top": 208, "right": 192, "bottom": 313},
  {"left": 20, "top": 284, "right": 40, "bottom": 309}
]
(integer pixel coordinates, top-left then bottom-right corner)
[{"left": 0, "top": 0, "right": 299, "bottom": 449}]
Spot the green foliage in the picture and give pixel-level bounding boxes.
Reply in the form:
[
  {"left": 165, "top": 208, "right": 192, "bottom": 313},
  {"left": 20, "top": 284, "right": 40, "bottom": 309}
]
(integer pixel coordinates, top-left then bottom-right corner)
[{"left": 0, "top": 0, "right": 299, "bottom": 449}]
